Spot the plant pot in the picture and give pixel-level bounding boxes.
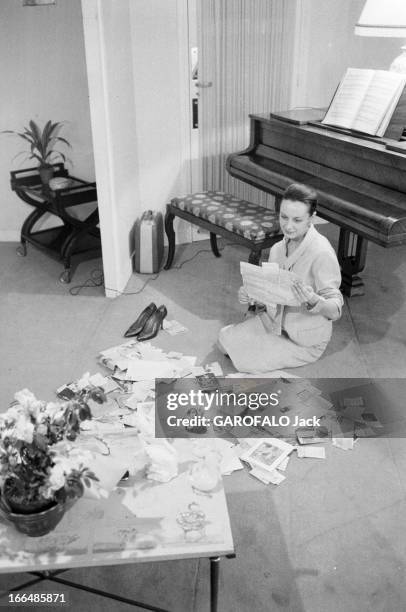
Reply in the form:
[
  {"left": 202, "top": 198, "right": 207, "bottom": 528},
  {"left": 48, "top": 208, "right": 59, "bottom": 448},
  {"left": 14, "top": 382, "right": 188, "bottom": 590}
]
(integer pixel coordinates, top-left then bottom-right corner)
[
  {"left": 0, "top": 494, "right": 74, "bottom": 537},
  {"left": 38, "top": 165, "right": 54, "bottom": 185},
  {"left": 6, "top": 496, "right": 55, "bottom": 515}
]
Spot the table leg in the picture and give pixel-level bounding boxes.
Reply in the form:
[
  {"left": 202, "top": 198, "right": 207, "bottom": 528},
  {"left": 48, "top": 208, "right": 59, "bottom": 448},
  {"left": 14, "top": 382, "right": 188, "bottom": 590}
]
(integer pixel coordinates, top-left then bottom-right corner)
[
  {"left": 18, "top": 208, "right": 46, "bottom": 256},
  {"left": 31, "top": 571, "right": 170, "bottom": 611},
  {"left": 60, "top": 227, "right": 84, "bottom": 263},
  {"left": 16, "top": 243, "right": 27, "bottom": 257},
  {"left": 60, "top": 228, "right": 81, "bottom": 283},
  {"left": 0, "top": 575, "right": 44, "bottom": 598},
  {"left": 210, "top": 557, "right": 220, "bottom": 612},
  {"left": 59, "top": 268, "right": 72, "bottom": 284}
]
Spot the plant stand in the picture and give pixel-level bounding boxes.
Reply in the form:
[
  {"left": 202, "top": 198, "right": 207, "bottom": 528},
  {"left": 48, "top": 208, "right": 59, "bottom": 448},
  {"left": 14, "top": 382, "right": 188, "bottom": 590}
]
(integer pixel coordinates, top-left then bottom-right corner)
[{"left": 10, "top": 163, "right": 101, "bottom": 283}]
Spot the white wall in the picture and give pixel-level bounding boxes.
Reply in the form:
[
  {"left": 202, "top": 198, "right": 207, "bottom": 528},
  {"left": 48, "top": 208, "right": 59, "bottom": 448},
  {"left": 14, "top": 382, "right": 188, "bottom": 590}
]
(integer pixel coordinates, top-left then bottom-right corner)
[
  {"left": 82, "top": 0, "right": 191, "bottom": 296},
  {"left": 291, "top": 0, "right": 401, "bottom": 109},
  {"left": 81, "top": 0, "right": 141, "bottom": 297},
  {"left": 0, "top": 0, "right": 94, "bottom": 240},
  {"left": 130, "top": 0, "right": 191, "bottom": 244}
]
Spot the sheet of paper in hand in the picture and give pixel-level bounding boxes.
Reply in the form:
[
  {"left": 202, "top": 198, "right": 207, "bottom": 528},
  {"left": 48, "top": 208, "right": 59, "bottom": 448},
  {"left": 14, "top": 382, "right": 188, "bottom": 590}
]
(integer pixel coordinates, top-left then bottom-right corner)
[{"left": 240, "top": 261, "right": 301, "bottom": 306}]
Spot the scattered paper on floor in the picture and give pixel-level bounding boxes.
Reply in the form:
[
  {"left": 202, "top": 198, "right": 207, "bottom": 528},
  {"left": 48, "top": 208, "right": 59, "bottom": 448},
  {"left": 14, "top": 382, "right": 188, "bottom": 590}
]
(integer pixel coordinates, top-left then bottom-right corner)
[
  {"left": 297, "top": 446, "right": 326, "bottom": 459},
  {"left": 332, "top": 437, "right": 355, "bottom": 451}
]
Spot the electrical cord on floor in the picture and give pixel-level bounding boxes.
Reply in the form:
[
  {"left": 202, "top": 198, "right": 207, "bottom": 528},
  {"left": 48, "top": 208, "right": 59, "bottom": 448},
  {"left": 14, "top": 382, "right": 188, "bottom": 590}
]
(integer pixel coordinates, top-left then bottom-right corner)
[
  {"left": 69, "top": 269, "right": 105, "bottom": 296},
  {"left": 68, "top": 240, "right": 237, "bottom": 296}
]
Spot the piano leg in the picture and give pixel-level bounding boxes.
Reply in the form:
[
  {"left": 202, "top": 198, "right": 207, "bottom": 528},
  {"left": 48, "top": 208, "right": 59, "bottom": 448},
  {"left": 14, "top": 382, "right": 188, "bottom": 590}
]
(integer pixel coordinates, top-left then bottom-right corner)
[
  {"left": 337, "top": 228, "right": 368, "bottom": 297},
  {"left": 164, "top": 207, "right": 176, "bottom": 270}
]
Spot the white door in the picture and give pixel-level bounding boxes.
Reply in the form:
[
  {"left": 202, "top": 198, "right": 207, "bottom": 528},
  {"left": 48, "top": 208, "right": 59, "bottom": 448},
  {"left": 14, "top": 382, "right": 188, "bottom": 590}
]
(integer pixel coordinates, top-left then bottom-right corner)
[{"left": 189, "top": 0, "right": 201, "bottom": 194}]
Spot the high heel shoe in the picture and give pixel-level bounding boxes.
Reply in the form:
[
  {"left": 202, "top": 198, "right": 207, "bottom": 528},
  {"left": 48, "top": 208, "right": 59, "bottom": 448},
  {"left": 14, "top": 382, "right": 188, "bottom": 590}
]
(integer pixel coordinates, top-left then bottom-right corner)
[
  {"left": 124, "top": 302, "right": 157, "bottom": 337},
  {"left": 137, "top": 305, "right": 168, "bottom": 342}
]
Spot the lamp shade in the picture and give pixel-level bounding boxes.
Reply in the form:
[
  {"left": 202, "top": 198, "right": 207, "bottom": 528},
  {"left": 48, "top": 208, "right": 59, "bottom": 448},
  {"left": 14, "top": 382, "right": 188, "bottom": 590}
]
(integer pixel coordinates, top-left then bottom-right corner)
[{"left": 355, "top": 0, "right": 406, "bottom": 37}]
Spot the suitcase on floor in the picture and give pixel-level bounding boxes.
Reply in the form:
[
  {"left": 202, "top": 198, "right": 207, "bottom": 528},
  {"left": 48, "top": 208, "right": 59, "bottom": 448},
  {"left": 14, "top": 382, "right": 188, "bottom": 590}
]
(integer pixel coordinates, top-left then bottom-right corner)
[{"left": 134, "top": 210, "right": 164, "bottom": 273}]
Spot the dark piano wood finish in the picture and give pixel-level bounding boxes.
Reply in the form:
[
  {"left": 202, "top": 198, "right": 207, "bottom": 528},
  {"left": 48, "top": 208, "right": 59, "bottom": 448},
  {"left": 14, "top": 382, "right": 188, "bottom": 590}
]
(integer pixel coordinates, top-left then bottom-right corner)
[{"left": 226, "top": 112, "right": 406, "bottom": 296}]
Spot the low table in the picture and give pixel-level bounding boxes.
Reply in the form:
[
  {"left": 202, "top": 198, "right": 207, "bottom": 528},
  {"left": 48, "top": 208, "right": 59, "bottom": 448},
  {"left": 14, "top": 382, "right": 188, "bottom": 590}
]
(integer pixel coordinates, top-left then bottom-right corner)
[
  {"left": 0, "top": 440, "right": 235, "bottom": 612},
  {"left": 10, "top": 164, "right": 101, "bottom": 283}
]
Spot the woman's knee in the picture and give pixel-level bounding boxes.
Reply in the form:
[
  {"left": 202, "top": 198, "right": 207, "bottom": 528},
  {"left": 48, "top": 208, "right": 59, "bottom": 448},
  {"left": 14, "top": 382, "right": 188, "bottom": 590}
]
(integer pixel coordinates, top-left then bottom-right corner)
[
  {"left": 217, "top": 324, "right": 233, "bottom": 354},
  {"left": 217, "top": 338, "right": 227, "bottom": 355}
]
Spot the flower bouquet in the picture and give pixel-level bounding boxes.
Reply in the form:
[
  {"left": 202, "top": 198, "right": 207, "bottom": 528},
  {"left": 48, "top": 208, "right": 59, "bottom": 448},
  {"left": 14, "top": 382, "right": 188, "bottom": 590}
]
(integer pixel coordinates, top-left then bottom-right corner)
[{"left": 0, "top": 387, "right": 104, "bottom": 536}]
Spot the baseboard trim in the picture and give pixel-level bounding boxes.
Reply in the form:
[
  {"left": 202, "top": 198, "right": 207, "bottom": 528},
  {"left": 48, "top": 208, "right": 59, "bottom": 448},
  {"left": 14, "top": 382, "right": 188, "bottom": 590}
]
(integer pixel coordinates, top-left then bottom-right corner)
[{"left": 0, "top": 231, "right": 20, "bottom": 242}]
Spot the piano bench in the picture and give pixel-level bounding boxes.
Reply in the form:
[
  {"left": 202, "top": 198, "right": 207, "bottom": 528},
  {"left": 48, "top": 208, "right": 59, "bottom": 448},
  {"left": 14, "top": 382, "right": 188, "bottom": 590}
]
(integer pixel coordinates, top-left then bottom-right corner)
[{"left": 163, "top": 191, "right": 282, "bottom": 269}]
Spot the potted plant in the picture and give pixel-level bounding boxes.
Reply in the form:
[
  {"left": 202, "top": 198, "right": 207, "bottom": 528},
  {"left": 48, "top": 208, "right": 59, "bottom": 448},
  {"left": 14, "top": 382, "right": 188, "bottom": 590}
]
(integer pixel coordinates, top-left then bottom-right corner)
[
  {"left": 2, "top": 120, "right": 71, "bottom": 184},
  {"left": 0, "top": 387, "right": 103, "bottom": 537}
]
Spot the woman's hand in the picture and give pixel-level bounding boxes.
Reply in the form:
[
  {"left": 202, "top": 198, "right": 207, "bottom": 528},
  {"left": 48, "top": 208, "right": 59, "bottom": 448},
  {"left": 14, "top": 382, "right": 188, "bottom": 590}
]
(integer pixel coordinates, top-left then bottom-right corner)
[
  {"left": 238, "top": 286, "right": 266, "bottom": 310},
  {"left": 291, "top": 280, "right": 319, "bottom": 307},
  {"left": 238, "top": 286, "right": 251, "bottom": 304}
]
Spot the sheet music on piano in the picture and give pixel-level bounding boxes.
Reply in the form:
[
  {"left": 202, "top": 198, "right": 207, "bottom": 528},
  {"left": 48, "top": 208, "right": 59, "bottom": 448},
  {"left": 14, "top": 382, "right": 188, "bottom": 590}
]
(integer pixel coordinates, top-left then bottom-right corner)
[{"left": 322, "top": 68, "right": 406, "bottom": 137}]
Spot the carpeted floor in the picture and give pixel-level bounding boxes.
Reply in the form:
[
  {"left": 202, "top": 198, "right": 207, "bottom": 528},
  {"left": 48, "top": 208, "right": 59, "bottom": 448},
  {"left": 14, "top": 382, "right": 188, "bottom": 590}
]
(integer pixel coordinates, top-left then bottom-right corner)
[{"left": 0, "top": 224, "right": 405, "bottom": 611}]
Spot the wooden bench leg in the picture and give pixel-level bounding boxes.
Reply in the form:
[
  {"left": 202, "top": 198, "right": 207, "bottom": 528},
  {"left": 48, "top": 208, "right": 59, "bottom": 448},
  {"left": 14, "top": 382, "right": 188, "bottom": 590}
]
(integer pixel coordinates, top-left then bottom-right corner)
[
  {"left": 210, "top": 233, "right": 221, "bottom": 258},
  {"left": 248, "top": 249, "right": 261, "bottom": 265},
  {"left": 164, "top": 207, "right": 176, "bottom": 270}
]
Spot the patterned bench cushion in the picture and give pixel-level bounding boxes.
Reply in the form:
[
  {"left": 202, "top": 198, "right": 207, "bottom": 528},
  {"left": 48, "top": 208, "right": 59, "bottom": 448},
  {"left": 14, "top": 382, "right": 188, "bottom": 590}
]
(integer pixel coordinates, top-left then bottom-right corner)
[{"left": 171, "top": 191, "right": 280, "bottom": 243}]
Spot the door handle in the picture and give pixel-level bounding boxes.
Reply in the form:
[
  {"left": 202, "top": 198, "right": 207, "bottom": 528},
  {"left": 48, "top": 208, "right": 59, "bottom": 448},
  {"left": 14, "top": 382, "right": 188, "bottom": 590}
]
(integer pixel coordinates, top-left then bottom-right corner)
[
  {"left": 192, "top": 98, "right": 198, "bottom": 129},
  {"left": 195, "top": 81, "right": 213, "bottom": 88}
]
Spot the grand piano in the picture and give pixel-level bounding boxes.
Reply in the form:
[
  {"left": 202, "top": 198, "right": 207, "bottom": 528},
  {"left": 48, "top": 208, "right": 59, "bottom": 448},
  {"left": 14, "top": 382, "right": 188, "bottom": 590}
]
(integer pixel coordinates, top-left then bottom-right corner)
[{"left": 226, "top": 109, "right": 406, "bottom": 296}]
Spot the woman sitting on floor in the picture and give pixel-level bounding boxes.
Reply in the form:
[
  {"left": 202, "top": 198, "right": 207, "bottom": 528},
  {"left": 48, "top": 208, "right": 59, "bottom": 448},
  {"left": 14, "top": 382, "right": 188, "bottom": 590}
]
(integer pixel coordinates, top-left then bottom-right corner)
[{"left": 218, "top": 183, "right": 343, "bottom": 373}]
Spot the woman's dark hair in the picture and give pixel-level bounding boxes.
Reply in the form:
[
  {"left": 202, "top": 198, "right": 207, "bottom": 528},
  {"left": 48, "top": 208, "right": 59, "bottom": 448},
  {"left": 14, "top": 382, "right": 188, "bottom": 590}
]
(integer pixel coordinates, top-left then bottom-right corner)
[{"left": 282, "top": 183, "right": 317, "bottom": 215}]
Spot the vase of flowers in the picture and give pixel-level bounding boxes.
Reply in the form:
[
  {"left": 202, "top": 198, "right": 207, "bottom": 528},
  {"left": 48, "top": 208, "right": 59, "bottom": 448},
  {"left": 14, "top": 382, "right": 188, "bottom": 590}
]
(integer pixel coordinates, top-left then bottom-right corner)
[{"left": 0, "top": 387, "right": 104, "bottom": 537}]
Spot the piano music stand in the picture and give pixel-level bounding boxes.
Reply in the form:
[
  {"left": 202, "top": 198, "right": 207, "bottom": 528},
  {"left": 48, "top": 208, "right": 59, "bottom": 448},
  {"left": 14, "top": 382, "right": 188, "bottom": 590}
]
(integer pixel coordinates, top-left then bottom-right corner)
[
  {"left": 382, "top": 84, "right": 406, "bottom": 141},
  {"left": 316, "top": 83, "right": 406, "bottom": 142}
]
